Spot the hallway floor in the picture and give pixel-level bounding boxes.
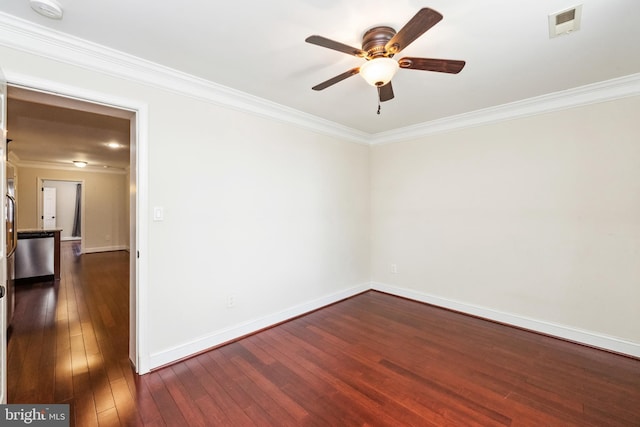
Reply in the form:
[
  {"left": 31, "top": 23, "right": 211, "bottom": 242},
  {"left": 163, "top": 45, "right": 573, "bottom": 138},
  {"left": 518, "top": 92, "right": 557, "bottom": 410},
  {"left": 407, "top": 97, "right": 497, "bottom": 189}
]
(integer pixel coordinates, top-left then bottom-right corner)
[{"left": 8, "top": 241, "right": 137, "bottom": 425}]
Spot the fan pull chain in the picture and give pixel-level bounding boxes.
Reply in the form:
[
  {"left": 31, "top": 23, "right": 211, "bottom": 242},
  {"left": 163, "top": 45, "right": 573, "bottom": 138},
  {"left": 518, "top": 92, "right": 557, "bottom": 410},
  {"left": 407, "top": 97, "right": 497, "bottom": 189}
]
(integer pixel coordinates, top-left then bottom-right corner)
[{"left": 377, "top": 87, "right": 381, "bottom": 115}]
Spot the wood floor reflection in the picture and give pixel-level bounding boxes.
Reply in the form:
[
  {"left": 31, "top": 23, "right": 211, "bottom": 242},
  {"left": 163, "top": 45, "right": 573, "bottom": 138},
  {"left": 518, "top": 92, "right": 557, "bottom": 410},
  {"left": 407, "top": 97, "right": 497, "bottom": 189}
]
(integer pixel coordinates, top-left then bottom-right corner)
[{"left": 8, "top": 241, "right": 137, "bottom": 425}]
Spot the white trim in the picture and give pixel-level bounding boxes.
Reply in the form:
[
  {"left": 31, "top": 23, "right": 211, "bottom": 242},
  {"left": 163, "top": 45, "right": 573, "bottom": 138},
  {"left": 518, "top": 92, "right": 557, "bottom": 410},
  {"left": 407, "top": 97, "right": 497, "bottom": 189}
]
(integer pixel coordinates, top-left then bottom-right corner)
[
  {"left": 16, "top": 160, "right": 127, "bottom": 174},
  {"left": 371, "top": 73, "right": 640, "bottom": 144},
  {"left": 0, "top": 12, "right": 369, "bottom": 145},
  {"left": 135, "top": 103, "right": 150, "bottom": 374},
  {"left": 148, "top": 283, "right": 370, "bottom": 370},
  {"left": 149, "top": 279, "right": 640, "bottom": 368},
  {"left": 4, "top": 72, "right": 138, "bottom": 113},
  {"left": 0, "top": 66, "right": 8, "bottom": 404},
  {"left": 371, "top": 282, "right": 640, "bottom": 358},
  {"left": 1, "top": 12, "right": 638, "bottom": 147},
  {"left": 82, "top": 245, "right": 129, "bottom": 254}
]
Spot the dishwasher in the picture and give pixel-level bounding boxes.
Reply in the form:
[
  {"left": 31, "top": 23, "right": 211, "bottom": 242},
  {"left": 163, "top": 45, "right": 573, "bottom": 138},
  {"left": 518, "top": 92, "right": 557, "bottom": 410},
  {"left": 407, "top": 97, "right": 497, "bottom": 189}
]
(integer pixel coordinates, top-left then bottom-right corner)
[{"left": 15, "top": 231, "right": 55, "bottom": 279}]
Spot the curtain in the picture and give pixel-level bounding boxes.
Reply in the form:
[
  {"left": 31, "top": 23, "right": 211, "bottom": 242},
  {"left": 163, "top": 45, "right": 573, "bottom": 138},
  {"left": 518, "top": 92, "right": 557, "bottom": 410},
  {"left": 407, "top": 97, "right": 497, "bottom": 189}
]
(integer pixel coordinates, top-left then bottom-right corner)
[{"left": 72, "top": 183, "right": 82, "bottom": 237}]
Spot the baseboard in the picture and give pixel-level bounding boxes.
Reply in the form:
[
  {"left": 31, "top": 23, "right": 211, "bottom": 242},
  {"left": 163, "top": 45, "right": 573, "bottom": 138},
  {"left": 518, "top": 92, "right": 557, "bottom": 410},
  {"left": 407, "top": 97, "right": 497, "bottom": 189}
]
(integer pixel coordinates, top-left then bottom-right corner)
[
  {"left": 371, "top": 282, "right": 640, "bottom": 358},
  {"left": 148, "top": 280, "right": 639, "bottom": 369},
  {"left": 149, "top": 283, "right": 371, "bottom": 369},
  {"left": 82, "top": 244, "right": 128, "bottom": 254}
]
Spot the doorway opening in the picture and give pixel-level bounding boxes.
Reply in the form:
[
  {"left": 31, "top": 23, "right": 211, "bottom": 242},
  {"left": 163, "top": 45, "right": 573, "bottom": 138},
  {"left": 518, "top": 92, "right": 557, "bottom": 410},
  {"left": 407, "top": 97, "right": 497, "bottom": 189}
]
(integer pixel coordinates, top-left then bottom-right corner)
[
  {"left": 5, "top": 82, "right": 143, "bottom": 373},
  {"left": 39, "top": 179, "right": 84, "bottom": 244}
]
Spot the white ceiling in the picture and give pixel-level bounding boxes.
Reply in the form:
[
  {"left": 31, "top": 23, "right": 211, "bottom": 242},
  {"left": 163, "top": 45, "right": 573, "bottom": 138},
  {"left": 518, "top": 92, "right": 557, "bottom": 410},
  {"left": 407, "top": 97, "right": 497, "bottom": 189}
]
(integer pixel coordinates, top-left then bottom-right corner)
[{"left": 1, "top": 0, "right": 639, "bottom": 166}]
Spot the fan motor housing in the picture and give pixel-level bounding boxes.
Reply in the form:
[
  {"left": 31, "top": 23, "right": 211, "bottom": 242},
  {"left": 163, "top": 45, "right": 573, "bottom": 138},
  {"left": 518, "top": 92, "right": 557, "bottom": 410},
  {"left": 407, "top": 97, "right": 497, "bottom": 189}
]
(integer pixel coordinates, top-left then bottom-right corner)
[{"left": 362, "top": 26, "right": 396, "bottom": 58}]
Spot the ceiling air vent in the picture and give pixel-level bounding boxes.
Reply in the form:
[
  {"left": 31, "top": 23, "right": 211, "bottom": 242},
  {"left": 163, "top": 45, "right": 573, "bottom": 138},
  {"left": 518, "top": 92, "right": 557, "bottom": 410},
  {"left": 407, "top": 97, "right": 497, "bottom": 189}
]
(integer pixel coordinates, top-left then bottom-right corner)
[{"left": 549, "top": 5, "right": 582, "bottom": 38}]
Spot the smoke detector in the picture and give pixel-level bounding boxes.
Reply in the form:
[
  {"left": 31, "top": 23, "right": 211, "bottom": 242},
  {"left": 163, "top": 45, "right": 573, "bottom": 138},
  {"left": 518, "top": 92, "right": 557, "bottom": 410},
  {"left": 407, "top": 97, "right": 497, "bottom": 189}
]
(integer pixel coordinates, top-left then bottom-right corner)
[
  {"left": 549, "top": 5, "right": 582, "bottom": 38},
  {"left": 30, "top": 0, "right": 64, "bottom": 20}
]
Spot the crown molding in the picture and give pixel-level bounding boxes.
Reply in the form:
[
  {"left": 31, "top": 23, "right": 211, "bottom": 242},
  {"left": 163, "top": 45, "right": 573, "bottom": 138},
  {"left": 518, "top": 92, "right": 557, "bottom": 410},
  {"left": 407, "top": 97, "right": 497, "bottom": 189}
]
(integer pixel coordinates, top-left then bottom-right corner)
[
  {"left": 0, "top": 12, "right": 369, "bottom": 145},
  {"left": 9, "top": 150, "right": 127, "bottom": 174},
  {"left": 16, "top": 159, "right": 127, "bottom": 174},
  {"left": 0, "top": 12, "right": 638, "bottom": 147},
  {"left": 371, "top": 72, "right": 640, "bottom": 145}
]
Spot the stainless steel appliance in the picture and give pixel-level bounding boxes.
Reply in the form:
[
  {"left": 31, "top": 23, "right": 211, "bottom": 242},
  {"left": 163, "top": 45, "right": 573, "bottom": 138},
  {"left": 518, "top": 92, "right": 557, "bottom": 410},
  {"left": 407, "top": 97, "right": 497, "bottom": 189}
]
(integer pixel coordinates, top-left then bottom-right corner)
[
  {"left": 15, "top": 231, "right": 54, "bottom": 279},
  {"left": 5, "top": 163, "right": 16, "bottom": 327}
]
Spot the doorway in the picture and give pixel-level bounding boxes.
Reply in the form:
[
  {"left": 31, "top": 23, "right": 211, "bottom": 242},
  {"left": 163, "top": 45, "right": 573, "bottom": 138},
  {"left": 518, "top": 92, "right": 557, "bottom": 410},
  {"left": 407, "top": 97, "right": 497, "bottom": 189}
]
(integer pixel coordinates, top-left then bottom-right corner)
[
  {"left": 40, "top": 180, "right": 84, "bottom": 243},
  {"left": 5, "top": 82, "right": 145, "bottom": 373}
]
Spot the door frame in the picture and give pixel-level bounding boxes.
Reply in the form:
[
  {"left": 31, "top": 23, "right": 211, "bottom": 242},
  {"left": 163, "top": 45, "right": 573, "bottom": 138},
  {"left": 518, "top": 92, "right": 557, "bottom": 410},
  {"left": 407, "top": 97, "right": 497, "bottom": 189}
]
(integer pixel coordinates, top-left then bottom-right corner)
[
  {"left": 1, "top": 65, "right": 8, "bottom": 404},
  {"left": 6, "top": 72, "right": 150, "bottom": 374},
  {"left": 37, "top": 179, "right": 85, "bottom": 251}
]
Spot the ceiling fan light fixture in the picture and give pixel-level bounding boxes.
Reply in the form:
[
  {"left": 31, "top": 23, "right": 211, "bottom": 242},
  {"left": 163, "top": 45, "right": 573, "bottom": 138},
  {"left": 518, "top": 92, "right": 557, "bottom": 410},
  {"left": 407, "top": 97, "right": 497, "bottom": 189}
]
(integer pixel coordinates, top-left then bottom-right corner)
[
  {"left": 359, "top": 57, "right": 399, "bottom": 87},
  {"left": 73, "top": 161, "right": 88, "bottom": 168}
]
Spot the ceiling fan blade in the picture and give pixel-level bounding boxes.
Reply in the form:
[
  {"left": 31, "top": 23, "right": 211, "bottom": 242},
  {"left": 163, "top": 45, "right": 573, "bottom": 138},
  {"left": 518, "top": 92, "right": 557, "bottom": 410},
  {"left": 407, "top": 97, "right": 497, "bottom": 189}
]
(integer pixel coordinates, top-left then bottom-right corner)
[
  {"left": 312, "top": 67, "right": 360, "bottom": 91},
  {"left": 378, "top": 82, "right": 394, "bottom": 102},
  {"left": 385, "top": 8, "right": 443, "bottom": 55},
  {"left": 306, "top": 35, "right": 367, "bottom": 57},
  {"left": 398, "top": 57, "right": 466, "bottom": 74}
]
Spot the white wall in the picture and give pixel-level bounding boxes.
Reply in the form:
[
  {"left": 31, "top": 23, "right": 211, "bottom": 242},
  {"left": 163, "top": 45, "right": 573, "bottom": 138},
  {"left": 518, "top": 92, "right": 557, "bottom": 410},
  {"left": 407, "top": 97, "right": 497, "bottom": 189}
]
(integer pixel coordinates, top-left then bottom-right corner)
[
  {"left": 371, "top": 96, "right": 640, "bottom": 350},
  {"left": 0, "top": 44, "right": 371, "bottom": 368},
  {"left": 149, "top": 97, "right": 371, "bottom": 358}
]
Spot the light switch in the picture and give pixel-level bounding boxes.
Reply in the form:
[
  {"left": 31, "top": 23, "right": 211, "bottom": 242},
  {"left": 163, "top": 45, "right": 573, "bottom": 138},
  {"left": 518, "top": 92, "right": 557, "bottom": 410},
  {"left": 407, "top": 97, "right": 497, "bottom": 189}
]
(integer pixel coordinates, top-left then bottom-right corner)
[{"left": 153, "top": 207, "right": 164, "bottom": 221}]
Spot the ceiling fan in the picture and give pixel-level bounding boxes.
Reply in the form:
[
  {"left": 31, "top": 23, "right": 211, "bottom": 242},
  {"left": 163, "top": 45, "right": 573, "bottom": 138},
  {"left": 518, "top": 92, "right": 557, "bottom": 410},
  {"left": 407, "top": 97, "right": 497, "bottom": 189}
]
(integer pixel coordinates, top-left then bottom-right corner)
[{"left": 305, "top": 8, "right": 466, "bottom": 108}]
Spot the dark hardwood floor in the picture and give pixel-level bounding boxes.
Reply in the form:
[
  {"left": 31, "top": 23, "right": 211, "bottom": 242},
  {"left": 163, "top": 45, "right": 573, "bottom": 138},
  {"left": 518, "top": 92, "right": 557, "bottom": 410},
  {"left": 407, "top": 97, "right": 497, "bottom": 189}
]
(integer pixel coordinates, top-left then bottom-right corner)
[{"left": 8, "top": 241, "right": 640, "bottom": 426}]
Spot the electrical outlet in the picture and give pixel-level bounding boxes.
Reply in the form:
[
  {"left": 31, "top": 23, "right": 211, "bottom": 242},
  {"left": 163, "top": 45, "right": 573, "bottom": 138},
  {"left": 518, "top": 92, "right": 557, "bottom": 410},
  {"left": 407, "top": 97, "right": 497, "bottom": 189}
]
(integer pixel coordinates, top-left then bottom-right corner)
[
  {"left": 226, "top": 294, "right": 236, "bottom": 308},
  {"left": 390, "top": 264, "right": 398, "bottom": 274}
]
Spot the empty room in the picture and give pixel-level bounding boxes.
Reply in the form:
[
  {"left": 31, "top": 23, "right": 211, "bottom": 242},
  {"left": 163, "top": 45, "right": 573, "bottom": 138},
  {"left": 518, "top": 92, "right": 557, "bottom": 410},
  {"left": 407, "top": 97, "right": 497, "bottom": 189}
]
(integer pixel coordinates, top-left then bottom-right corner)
[{"left": 0, "top": 0, "right": 638, "bottom": 425}]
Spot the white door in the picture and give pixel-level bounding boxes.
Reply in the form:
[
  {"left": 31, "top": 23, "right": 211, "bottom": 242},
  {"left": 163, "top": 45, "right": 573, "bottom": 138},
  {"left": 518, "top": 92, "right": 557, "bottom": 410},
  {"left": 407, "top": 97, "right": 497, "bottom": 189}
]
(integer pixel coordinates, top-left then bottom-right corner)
[
  {"left": 0, "top": 65, "right": 8, "bottom": 404},
  {"left": 43, "top": 187, "right": 56, "bottom": 229}
]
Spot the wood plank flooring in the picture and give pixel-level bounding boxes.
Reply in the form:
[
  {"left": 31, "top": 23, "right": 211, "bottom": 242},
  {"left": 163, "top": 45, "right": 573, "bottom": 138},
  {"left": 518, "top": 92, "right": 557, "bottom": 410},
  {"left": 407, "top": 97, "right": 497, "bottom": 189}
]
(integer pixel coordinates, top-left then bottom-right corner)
[{"left": 8, "top": 241, "right": 640, "bottom": 426}]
